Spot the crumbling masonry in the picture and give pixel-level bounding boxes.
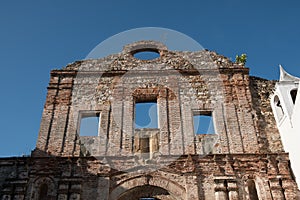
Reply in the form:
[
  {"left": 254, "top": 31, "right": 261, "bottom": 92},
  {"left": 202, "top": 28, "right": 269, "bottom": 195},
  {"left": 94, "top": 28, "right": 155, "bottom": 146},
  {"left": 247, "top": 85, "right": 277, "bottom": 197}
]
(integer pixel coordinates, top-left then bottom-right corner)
[{"left": 0, "top": 41, "right": 299, "bottom": 199}]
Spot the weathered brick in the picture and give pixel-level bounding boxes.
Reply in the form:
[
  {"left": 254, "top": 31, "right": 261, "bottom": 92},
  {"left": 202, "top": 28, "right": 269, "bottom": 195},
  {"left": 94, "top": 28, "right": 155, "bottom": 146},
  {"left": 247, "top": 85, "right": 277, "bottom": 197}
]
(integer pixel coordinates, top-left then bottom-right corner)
[{"left": 1, "top": 41, "right": 298, "bottom": 199}]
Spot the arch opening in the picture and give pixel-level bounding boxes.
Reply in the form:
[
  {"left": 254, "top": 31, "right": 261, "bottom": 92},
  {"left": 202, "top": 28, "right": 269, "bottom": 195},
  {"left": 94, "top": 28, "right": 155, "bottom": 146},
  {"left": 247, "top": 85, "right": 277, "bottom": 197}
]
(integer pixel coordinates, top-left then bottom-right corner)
[
  {"left": 38, "top": 183, "right": 48, "bottom": 200},
  {"left": 290, "top": 89, "right": 298, "bottom": 104},
  {"left": 247, "top": 180, "right": 259, "bottom": 200},
  {"left": 117, "top": 185, "right": 175, "bottom": 200},
  {"left": 274, "top": 95, "right": 284, "bottom": 121},
  {"left": 133, "top": 49, "right": 160, "bottom": 60}
]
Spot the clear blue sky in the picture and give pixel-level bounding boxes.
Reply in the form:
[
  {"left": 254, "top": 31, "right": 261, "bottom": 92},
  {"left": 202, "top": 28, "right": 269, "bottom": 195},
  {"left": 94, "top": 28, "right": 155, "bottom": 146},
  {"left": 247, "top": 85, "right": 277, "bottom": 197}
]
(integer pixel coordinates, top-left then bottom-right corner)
[{"left": 0, "top": 0, "right": 300, "bottom": 157}]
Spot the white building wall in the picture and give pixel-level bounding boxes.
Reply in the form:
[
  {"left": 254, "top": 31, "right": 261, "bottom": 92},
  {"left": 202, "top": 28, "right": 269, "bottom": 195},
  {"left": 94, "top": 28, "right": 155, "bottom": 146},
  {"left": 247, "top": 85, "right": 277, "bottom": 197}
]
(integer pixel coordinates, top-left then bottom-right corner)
[
  {"left": 271, "top": 66, "right": 300, "bottom": 186},
  {"left": 289, "top": 83, "right": 300, "bottom": 185}
]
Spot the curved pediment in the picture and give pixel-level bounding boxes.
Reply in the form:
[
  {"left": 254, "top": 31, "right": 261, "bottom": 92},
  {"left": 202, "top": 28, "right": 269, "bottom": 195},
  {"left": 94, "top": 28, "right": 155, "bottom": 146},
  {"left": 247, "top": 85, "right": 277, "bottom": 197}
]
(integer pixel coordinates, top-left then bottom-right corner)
[{"left": 63, "top": 41, "right": 241, "bottom": 72}]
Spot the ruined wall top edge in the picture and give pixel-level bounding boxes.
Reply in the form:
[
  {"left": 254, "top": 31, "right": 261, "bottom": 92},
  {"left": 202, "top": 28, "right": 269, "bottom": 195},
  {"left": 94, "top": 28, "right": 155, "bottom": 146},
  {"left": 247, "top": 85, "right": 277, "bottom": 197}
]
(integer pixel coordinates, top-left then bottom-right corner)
[{"left": 59, "top": 41, "right": 244, "bottom": 72}]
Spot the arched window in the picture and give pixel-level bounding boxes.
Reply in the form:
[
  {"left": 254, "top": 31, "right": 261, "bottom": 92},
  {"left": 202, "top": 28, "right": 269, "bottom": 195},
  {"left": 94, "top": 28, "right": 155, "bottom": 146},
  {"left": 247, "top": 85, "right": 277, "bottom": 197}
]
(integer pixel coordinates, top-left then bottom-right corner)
[
  {"left": 274, "top": 95, "right": 284, "bottom": 120},
  {"left": 38, "top": 183, "right": 48, "bottom": 200},
  {"left": 290, "top": 89, "right": 298, "bottom": 104},
  {"left": 33, "top": 177, "right": 55, "bottom": 200},
  {"left": 247, "top": 180, "right": 259, "bottom": 200}
]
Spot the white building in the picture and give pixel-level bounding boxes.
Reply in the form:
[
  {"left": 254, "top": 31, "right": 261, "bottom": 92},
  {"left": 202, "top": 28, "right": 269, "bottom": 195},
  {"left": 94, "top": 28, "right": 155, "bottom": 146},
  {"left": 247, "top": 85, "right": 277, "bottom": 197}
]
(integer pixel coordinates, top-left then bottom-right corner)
[{"left": 271, "top": 65, "right": 300, "bottom": 186}]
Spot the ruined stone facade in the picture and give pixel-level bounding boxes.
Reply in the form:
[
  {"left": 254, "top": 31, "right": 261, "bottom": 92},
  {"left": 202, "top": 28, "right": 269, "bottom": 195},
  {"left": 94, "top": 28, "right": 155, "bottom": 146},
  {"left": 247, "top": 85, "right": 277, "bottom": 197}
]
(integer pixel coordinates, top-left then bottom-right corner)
[{"left": 0, "top": 41, "right": 299, "bottom": 199}]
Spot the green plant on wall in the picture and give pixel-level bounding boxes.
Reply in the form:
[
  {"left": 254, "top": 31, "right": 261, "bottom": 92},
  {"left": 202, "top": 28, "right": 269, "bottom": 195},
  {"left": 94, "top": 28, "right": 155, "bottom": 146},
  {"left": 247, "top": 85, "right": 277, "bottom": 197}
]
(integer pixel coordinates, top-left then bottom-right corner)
[{"left": 235, "top": 54, "right": 247, "bottom": 65}]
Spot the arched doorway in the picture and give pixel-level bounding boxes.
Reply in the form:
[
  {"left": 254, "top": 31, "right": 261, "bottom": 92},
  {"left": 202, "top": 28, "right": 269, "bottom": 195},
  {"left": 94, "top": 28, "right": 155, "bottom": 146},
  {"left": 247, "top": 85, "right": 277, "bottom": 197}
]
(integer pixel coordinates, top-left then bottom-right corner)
[{"left": 117, "top": 185, "right": 175, "bottom": 200}]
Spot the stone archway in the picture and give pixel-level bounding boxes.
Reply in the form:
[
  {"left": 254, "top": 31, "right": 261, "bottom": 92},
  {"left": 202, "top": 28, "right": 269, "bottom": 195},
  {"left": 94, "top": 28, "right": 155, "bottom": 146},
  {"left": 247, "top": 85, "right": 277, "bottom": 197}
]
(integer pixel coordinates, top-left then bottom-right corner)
[
  {"left": 28, "top": 177, "right": 57, "bottom": 200},
  {"left": 109, "top": 175, "right": 186, "bottom": 200},
  {"left": 117, "top": 185, "right": 175, "bottom": 200}
]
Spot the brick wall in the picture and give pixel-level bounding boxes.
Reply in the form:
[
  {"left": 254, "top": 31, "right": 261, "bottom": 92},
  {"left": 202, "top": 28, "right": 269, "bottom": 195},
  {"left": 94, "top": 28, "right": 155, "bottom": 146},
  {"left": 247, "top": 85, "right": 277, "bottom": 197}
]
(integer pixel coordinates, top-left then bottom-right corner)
[
  {"left": 34, "top": 42, "right": 276, "bottom": 158},
  {"left": 1, "top": 41, "right": 298, "bottom": 199}
]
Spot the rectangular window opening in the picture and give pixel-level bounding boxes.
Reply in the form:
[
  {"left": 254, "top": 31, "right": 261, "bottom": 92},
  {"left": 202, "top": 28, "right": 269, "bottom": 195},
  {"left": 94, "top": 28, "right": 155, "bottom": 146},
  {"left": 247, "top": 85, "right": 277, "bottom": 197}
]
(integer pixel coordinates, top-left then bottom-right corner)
[
  {"left": 135, "top": 101, "right": 158, "bottom": 129},
  {"left": 140, "top": 137, "right": 150, "bottom": 153},
  {"left": 193, "top": 111, "right": 215, "bottom": 134},
  {"left": 79, "top": 112, "right": 100, "bottom": 136}
]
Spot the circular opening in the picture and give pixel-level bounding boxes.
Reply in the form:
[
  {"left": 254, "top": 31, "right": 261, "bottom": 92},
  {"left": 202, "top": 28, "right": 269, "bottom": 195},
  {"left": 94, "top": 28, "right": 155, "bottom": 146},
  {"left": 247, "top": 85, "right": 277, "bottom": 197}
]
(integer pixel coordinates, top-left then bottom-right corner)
[
  {"left": 133, "top": 49, "right": 160, "bottom": 60},
  {"left": 85, "top": 27, "right": 204, "bottom": 59}
]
